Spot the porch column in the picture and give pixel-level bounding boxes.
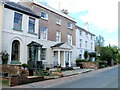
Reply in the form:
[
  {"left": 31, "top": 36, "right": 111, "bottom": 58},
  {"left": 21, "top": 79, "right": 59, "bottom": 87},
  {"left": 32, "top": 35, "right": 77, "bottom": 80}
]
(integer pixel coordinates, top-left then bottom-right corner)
[
  {"left": 38, "top": 49, "right": 41, "bottom": 61},
  {"left": 63, "top": 51, "right": 66, "bottom": 67},
  {"left": 58, "top": 50, "right": 60, "bottom": 66},
  {"left": 69, "top": 52, "right": 71, "bottom": 67},
  {"left": 52, "top": 51, "right": 54, "bottom": 67}
]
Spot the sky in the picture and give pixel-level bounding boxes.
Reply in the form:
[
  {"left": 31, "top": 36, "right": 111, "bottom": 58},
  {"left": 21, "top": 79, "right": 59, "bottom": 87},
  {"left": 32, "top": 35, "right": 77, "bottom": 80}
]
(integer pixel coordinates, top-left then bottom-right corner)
[{"left": 11, "top": 0, "right": 119, "bottom": 46}]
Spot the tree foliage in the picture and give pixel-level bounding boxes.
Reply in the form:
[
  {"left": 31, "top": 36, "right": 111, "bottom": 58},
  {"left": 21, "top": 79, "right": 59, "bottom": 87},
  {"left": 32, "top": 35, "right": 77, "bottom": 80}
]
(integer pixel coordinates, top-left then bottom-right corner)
[
  {"left": 95, "top": 35, "right": 105, "bottom": 47},
  {"left": 100, "top": 46, "right": 118, "bottom": 65},
  {"left": 95, "top": 35, "right": 105, "bottom": 55}
]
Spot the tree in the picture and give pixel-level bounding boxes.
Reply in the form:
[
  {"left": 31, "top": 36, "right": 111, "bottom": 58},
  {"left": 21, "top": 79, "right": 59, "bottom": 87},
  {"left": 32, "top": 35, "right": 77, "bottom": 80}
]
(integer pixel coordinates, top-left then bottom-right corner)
[
  {"left": 99, "top": 46, "right": 118, "bottom": 66},
  {"left": 95, "top": 35, "right": 105, "bottom": 54},
  {"left": 89, "top": 52, "right": 96, "bottom": 61},
  {"left": 95, "top": 35, "right": 105, "bottom": 47}
]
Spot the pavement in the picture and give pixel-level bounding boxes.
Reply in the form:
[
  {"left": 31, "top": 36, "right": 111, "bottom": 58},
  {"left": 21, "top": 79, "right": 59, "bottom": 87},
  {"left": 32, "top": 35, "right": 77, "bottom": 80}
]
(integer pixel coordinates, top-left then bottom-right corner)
[{"left": 62, "top": 68, "right": 94, "bottom": 77}]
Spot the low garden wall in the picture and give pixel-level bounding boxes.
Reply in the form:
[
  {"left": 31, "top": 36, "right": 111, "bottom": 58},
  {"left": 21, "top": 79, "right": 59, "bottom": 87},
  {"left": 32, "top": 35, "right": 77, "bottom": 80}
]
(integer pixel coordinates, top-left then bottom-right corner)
[
  {"left": 0, "top": 64, "right": 21, "bottom": 75},
  {"left": 82, "top": 62, "right": 99, "bottom": 69},
  {"left": 9, "top": 75, "right": 44, "bottom": 86}
]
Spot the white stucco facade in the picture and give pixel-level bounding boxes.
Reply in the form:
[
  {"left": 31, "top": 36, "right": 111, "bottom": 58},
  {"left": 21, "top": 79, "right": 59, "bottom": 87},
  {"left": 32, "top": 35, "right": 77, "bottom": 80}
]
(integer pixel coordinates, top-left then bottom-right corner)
[
  {"left": 76, "top": 26, "right": 95, "bottom": 60},
  {"left": 2, "top": 8, "right": 39, "bottom": 64}
]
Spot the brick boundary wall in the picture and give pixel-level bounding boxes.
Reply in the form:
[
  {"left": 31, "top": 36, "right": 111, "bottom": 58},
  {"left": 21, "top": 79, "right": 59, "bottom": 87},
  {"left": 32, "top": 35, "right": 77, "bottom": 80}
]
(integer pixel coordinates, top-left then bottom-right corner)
[
  {"left": 0, "top": 65, "right": 21, "bottom": 75},
  {"left": 82, "top": 62, "right": 99, "bottom": 69}
]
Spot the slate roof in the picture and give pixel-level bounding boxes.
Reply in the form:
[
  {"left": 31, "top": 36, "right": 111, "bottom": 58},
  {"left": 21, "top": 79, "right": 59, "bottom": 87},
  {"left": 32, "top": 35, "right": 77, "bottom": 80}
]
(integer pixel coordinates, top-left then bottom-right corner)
[
  {"left": 33, "top": 0, "right": 76, "bottom": 22},
  {"left": 51, "top": 42, "right": 65, "bottom": 48},
  {"left": 76, "top": 25, "right": 95, "bottom": 36},
  {"left": 4, "top": 2, "right": 40, "bottom": 18},
  {"left": 27, "top": 41, "right": 43, "bottom": 47}
]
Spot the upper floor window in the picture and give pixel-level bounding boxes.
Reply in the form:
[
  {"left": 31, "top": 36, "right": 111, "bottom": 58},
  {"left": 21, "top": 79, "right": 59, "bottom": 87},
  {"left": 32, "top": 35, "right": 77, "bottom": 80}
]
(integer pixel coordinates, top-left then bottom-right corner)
[
  {"left": 40, "top": 27, "right": 47, "bottom": 40},
  {"left": 80, "top": 39, "right": 82, "bottom": 48},
  {"left": 86, "top": 32, "right": 88, "bottom": 37},
  {"left": 56, "top": 18, "right": 61, "bottom": 25},
  {"left": 28, "top": 17, "right": 35, "bottom": 33},
  {"left": 91, "top": 43, "right": 93, "bottom": 49},
  {"left": 80, "top": 30, "right": 82, "bottom": 36},
  {"left": 85, "top": 41, "right": 87, "bottom": 49},
  {"left": 67, "top": 22, "right": 72, "bottom": 29},
  {"left": 41, "top": 48, "right": 46, "bottom": 60},
  {"left": 56, "top": 31, "right": 61, "bottom": 42},
  {"left": 40, "top": 12, "right": 48, "bottom": 20},
  {"left": 91, "top": 35, "right": 93, "bottom": 40},
  {"left": 68, "top": 34, "right": 72, "bottom": 45},
  {"left": 14, "top": 12, "right": 22, "bottom": 30}
]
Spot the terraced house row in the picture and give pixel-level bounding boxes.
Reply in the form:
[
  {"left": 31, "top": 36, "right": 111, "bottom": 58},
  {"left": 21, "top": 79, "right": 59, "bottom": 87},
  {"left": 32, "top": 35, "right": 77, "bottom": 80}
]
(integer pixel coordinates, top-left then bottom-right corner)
[{"left": 0, "top": 0, "right": 95, "bottom": 68}]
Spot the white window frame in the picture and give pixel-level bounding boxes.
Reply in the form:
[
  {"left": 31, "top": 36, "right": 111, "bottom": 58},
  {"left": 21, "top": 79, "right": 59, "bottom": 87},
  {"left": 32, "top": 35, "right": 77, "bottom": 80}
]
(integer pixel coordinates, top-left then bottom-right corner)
[
  {"left": 91, "top": 35, "right": 93, "bottom": 40},
  {"left": 67, "top": 22, "right": 72, "bottom": 29},
  {"left": 56, "top": 18, "right": 61, "bottom": 25},
  {"left": 56, "top": 31, "right": 61, "bottom": 42},
  {"left": 40, "top": 11, "right": 48, "bottom": 20},
  {"left": 40, "top": 27, "right": 48, "bottom": 40},
  {"left": 91, "top": 43, "right": 93, "bottom": 50},
  {"left": 41, "top": 48, "right": 46, "bottom": 60},
  {"left": 86, "top": 32, "right": 88, "bottom": 37},
  {"left": 68, "top": 34, "right": 72, "bottom": 45},
  {"left": 85, "top": 41, "right": 87, "bottom": 49},
  {"left": 80, "top": 30, "right": 82, "bottom": 36},
  {"left": 80, "top": 39, "right": 82, "bottom": 48}
]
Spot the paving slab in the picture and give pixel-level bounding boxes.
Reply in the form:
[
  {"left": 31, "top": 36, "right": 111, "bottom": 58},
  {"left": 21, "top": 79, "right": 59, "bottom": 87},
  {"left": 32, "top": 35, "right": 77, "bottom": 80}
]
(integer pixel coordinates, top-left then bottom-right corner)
[{"left": 62, "top": 69, "right": 94, "bottom": 77}]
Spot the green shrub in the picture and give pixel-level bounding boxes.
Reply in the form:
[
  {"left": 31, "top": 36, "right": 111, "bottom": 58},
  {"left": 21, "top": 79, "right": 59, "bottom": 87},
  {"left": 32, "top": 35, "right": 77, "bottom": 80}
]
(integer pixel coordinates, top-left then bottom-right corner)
[
  {"left": 99, "top": 64, "right": 105, "bottom": 68},
  {"left": 75, "top": 58, "right": 81, "bottom": 63},
  {"left": 82, "top": 59, "right": 88, "bottom": 62},
  {"left": 22, "top": 63, "right": 28, "bottom": 69}
]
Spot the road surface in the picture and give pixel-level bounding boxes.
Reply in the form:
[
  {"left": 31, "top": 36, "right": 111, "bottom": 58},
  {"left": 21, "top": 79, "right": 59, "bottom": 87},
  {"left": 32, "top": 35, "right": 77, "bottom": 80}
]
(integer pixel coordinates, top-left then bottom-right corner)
[{"left": 48, "top": 66, "right": 119, "bottom": 88}]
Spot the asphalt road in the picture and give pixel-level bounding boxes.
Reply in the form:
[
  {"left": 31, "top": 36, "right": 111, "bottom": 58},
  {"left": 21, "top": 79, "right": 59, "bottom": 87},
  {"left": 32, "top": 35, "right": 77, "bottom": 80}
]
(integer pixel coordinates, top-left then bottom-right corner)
[{"left": 48, "top": 66, "right": 119, "bottom": 88}]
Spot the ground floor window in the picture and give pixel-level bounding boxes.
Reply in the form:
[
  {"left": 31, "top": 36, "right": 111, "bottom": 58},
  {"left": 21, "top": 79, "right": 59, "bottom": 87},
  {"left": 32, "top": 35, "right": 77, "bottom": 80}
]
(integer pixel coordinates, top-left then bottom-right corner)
[
  {"left": 79, "top": 54, "right": 82, "bottom": 59},
  {"left": 41, "top": 48, "right": 46, "bottom": 60},
  {"left": 11, "top": 40, "right": 20, "bottom": 61}
]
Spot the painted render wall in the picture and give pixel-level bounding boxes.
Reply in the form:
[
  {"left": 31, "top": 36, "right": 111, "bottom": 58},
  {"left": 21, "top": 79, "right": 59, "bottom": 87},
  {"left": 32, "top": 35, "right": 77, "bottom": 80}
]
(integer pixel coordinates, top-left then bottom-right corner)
[
  {"left": 76, "top": 28, "right": 95, "bottom": 59},
  {"left": 2, "top": 8, "right": 39, "bottom": 64}
]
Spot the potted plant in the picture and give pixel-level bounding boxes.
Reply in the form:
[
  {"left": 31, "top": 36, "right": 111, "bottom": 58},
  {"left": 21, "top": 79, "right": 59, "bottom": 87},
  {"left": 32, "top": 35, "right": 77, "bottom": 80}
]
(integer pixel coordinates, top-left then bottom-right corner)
[{"left": 0, "top": 51, "right": 9, "bottom": 64}]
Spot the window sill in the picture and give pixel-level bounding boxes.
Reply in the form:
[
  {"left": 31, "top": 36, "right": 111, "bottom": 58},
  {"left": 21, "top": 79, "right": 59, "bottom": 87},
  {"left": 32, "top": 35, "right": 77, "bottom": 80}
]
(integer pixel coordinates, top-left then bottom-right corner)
[
  {"left": 40, "top": 38, "right": 47, "bottom": 40},
  {"left": 41, "top": 17, "right": 48, "bottom": 21},
  {"left": 56, "top": 23, "right": 61, "bottom": 26},
  {"left": 67, "top": 27, "right": 73, "bottom": 30},
  {"left": 10, "top": 61, "right": 21, "bottom": 64},
  {"left": 28, "top": 32, "right": 37, "bottom": 35},
  {"left": 13, "top": 28, "right": 23, "bottom": 32}
]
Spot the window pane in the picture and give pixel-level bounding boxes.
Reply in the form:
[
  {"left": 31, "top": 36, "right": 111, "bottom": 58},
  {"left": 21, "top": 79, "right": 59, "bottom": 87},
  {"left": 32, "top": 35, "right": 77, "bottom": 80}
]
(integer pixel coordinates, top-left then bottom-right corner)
[
  {"left": 40, "top": 27, "right": 47, "bottom": 39},
  {"left": 41, "top": 49, "right": 46, "bottom": 60},
  {"left": 29, "top": 18, "right": 35, "bottom": 33},
  {"left": 41, "top": 12, "right": 47, "bottom": 19},
  {"left": 14, "top": 12, "right": 22, "bottom": 30}
]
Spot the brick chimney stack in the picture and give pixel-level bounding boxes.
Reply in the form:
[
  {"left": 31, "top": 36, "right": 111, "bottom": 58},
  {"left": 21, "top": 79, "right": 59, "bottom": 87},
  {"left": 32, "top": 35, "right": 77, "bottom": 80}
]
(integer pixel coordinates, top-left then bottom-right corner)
[{"left": 61, "top": 9, "right": 69, "bottom": 15}]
